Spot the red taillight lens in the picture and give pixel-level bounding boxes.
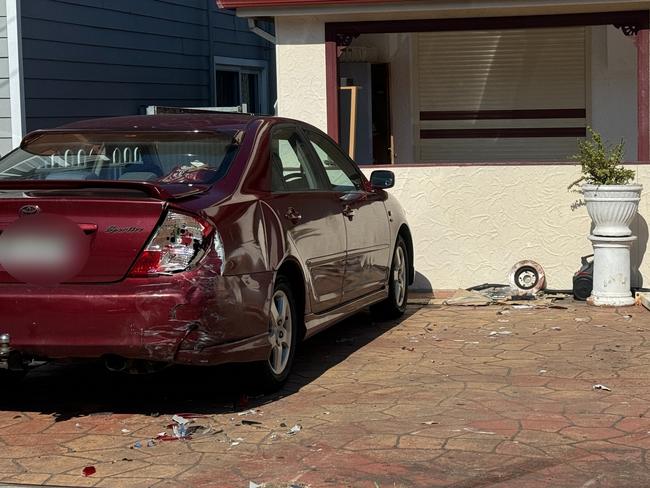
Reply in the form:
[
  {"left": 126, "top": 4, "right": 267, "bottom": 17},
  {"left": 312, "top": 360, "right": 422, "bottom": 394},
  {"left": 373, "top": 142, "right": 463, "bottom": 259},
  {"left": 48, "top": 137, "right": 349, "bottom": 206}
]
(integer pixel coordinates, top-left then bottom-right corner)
[
  {"left": 128, "top": 250, "right": 163, "bottom": 277},
  {"left": 128, "top": 211, "right": 213, "bottom": 277}
]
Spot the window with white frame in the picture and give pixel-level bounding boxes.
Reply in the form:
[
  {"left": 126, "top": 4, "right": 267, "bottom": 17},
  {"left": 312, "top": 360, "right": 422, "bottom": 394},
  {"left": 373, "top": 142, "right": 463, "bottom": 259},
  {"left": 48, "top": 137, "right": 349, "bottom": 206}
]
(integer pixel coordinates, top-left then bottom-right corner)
[{"left": 214, "top": 56, "right": 269, "bottom": 114}]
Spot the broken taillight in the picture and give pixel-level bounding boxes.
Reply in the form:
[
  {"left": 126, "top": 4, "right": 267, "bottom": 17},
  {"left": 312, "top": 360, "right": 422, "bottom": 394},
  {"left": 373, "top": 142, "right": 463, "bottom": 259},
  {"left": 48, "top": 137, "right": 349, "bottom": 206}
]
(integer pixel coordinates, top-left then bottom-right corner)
[{"left": 129, "top": 211, "right": 213, "bottom": 277}]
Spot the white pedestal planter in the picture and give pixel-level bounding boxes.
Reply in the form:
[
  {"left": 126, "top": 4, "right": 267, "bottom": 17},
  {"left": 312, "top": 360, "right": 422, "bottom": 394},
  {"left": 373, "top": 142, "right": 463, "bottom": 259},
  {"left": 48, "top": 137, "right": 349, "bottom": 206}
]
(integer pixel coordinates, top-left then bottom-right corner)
[
  {"left": 588, "top": 235, "right": 636, "bottom": 307},
  {"left": 583, "top": 184, "right": 642, "bottom": 237}
]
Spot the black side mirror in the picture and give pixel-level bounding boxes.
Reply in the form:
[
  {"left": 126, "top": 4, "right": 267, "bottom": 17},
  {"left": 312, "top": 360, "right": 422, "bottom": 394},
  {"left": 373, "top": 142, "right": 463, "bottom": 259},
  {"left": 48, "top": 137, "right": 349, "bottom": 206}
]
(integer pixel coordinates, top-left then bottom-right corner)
[{"left": 370, "top": 170, "right": 395, "bottom": 189}]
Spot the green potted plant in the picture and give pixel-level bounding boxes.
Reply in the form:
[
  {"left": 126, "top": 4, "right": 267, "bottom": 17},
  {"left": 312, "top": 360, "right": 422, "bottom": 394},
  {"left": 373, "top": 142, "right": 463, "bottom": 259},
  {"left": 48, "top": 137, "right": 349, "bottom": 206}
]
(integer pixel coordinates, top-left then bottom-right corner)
[{"left": 569, "top": 128, "right": 641, "bottom": 236}]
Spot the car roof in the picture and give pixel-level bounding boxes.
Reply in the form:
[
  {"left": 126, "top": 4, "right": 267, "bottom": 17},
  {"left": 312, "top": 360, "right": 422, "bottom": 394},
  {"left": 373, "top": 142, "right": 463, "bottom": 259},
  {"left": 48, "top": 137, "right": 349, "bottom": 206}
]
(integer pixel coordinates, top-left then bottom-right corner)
[
  {"left": 57, "top": 113, "right": 262, "bottom": 133},
  {"left": 22, "top": 114, "right": 328, "bottom": 148}
]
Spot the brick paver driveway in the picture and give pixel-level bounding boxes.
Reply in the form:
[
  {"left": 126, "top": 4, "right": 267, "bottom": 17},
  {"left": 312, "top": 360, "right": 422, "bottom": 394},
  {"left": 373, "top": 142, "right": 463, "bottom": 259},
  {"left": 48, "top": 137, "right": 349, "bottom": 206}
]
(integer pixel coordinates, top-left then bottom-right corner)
[{"left": 0, "top": 300, "right": 649, "bottom": 487}]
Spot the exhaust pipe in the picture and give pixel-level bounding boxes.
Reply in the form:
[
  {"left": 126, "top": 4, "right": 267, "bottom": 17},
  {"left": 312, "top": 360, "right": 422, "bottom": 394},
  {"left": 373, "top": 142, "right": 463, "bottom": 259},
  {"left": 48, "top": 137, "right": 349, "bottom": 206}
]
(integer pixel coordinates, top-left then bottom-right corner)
[
  {"left": 0, "top": 334, "right": 11, "bottom": 369},
  {"left": 0, "top": 334, "right": 27, "bottom": 371},
  {"left": 104, "top": 355, "right": 169, "bottom": 374},
  {"left": 104, "top": 355, "right": 128, "bottom": 373}
]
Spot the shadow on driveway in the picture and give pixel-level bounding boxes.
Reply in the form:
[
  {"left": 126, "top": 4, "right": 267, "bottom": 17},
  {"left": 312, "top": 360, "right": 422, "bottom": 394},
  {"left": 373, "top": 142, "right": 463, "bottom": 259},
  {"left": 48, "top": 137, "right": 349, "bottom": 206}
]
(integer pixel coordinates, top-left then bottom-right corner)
[{"left": 0, "top": 308, "right": 413, "bottom": 421}]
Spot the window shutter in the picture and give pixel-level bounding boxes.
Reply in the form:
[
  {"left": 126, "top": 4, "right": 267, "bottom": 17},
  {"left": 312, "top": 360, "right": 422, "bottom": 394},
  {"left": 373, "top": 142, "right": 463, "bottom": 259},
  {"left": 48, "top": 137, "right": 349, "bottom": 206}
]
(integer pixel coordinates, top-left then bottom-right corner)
[{"left": 417, "top": 27, "right": 586, "bottom": 162}]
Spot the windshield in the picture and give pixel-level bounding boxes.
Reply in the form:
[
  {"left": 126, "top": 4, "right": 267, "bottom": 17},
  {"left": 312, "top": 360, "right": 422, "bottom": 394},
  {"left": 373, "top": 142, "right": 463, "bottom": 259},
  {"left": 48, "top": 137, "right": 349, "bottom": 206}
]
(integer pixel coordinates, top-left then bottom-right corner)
[{"left": 0, "top": 131, "right": 240, "bottom": 184}]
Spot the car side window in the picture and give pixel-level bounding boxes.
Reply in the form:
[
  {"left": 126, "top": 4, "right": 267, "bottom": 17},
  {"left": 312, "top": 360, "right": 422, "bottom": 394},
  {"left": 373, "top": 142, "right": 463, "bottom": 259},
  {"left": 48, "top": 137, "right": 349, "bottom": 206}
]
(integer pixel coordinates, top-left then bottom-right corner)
[
  {"left": 305, "top": 130, "right": 363, "bottom": 192},
  {"left": 270, "top": 127, "right": 323, "bottom": 193}
]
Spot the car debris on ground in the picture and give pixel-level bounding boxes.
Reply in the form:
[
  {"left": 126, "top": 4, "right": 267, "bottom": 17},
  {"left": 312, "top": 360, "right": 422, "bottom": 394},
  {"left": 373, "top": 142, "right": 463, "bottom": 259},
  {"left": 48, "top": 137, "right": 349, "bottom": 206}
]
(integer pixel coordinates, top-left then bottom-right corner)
[
  {"left": 127, "top": 409, "right": 305, "bottom": 455},
  {"left": 437, "top": 284, "right": 572, "bottom": 310},
  {"left": 287, "top": 424, "right": 302, "bottom": 435}
]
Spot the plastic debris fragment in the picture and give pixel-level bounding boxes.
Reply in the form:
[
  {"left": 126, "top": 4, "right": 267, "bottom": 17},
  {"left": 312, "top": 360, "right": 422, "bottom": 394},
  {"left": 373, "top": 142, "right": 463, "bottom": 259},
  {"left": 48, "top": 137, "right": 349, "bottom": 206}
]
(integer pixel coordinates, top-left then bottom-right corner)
[
  {"left": 242, "top": 420, "right": 262, "bottom": 426},
  {"left": 172, "top": 414, "right": 191, "bottom": 439},
  {"left": 82, "top": 466, "right": 96, "bottom": 477},
  {"left": 463, "top": 427, "right": 495, "bottom": 435},
  {"left": 238, "top": 409, "right": 258, "bottom": 416},
  {"left": 288, "top": 424, "right": 302, "bottom": 435},
  {"left": 443, "top": 289, "right": 492, "bottom": 306},
  {"left": 593, "top": 384, "right": 611, "bottom": 391}
]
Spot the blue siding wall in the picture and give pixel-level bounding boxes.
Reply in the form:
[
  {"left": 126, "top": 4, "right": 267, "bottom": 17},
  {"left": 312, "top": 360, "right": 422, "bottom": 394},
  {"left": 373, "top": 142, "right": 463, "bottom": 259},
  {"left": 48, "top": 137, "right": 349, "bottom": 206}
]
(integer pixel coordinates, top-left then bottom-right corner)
[{"left": 20, "top": 0, "right": 274, "bottom": 132}]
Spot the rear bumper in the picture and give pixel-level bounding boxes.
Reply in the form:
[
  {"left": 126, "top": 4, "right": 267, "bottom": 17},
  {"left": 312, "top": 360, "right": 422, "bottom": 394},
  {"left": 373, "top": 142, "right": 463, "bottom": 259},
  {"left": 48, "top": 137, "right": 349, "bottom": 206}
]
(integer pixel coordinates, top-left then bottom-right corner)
[{"left": 0, "top": 268, "right": 274, "bottom": 365}]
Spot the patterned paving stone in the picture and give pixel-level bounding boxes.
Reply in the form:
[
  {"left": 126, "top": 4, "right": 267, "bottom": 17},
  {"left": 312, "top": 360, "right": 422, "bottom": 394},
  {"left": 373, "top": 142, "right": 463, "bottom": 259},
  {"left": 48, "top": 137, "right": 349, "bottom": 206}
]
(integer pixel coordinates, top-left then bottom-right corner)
[{"left": 0, "top": 302, "right": 649, "bottom": 486}]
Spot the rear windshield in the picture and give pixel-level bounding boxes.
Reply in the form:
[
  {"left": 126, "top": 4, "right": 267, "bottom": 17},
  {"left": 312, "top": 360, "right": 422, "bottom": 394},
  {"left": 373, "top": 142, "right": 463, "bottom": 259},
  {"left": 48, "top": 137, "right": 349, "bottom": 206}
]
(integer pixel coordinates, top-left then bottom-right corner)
[{"left": 0, "top": 131, "right": 240, "bottom": 184}]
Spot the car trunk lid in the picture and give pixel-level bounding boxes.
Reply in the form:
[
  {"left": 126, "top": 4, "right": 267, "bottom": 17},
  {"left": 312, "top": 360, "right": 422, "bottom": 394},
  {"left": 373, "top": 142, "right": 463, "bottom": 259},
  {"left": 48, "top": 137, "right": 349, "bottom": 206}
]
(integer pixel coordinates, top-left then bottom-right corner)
[{"left": 0, "top": 182, "right": 194, "bottom": 283}]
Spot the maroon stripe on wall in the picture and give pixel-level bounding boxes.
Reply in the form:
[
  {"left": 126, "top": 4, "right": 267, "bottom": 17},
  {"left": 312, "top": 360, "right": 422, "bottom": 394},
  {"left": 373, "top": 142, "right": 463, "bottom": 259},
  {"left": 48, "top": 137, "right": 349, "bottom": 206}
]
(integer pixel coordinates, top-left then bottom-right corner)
[
  {"left": 420, "top": 109, "right": 586, "bottom": 121},
  {"left": 420, "top": 127, "right": 586, "bottom": 139}
]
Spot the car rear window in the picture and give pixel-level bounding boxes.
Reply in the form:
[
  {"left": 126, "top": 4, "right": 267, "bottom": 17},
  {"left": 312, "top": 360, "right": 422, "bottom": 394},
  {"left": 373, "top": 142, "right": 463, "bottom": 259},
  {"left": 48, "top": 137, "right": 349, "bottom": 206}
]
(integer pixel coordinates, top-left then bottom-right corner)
[{"left": 0, "top": 131, "right": 240, "bottom": 184}]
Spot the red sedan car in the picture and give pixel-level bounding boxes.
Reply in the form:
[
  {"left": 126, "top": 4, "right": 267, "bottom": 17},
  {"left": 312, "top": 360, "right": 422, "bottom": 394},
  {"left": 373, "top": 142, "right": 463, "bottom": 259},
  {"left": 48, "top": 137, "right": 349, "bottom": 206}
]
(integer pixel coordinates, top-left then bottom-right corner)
[{"left": 0, "top": 114, "right": 413, "bottom": 389}]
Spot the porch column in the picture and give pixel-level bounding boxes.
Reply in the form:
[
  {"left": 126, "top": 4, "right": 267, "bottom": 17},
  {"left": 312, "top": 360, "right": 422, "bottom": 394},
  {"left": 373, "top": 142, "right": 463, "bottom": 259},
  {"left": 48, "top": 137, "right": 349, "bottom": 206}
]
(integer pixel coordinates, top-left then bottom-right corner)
[
  {"left": 638, "top": 28, "right": 650, "bottom": 161},
  {"left": 274, "top": 17, "right": 328, "bottom": 131}
]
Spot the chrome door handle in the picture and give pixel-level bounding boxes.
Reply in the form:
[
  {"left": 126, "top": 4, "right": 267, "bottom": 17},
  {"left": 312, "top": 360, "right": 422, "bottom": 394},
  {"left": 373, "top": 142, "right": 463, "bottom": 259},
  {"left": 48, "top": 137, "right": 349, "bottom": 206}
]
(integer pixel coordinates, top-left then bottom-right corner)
[
  {"left": 284, "top": 207, "right": 302, "bottom": 224},
  {"left": 339, "top": 191, "right": 367, "bottom": 204},
  {"left": 342, "top": 205, "right": 355, "bottom": 221}
]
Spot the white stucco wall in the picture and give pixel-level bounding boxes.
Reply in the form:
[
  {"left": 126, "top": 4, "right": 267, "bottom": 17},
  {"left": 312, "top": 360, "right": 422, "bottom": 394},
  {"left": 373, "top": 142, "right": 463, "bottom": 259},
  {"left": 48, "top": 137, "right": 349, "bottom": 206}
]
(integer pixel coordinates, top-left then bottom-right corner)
[
  {"left": 275, "top": 16, "right": 327, "bottom": 129},
  {"left": 361, "top": 165, "right": 649, "bottom": 290},
  {"left": 274, "top": 18, "right": 648, "bottom": 291}
]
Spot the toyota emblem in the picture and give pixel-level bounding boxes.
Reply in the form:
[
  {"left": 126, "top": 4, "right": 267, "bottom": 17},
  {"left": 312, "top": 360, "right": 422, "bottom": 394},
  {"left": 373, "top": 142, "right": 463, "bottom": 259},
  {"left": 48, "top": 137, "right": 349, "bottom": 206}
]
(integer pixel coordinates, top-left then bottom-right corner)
[{"left": 19, "top": 205, "right": 41, "bottom": 217}]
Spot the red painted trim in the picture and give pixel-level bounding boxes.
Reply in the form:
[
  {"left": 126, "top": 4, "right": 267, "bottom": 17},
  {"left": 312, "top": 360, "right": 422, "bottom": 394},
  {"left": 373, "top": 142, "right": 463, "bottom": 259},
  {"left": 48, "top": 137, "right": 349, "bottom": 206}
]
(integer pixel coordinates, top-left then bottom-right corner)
[
  {"left": 420, "top": 109, "right": 586, "bottom": 121},
  {"left": 325, "top": 29, "right": 339, "bottom": 142},
  {"left": 638, "top": 29, "right": 650, "bottom": 161},
  {"left": 420, "top": 127, "right": 586, "bottom": 139},
  {"left": 328, "top": 11, "right": 649, "bottom": 35}
]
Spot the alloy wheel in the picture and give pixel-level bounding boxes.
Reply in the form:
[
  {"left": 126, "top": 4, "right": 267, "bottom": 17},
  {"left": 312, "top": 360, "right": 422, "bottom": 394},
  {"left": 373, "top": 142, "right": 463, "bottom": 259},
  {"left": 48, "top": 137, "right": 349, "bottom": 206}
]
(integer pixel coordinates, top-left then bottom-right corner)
[
  {"left": 393, "top": 245, "right": 406, "bottom": 306},
  {"left": 268, "top": 290, "right": 293, "bottom": 375}
]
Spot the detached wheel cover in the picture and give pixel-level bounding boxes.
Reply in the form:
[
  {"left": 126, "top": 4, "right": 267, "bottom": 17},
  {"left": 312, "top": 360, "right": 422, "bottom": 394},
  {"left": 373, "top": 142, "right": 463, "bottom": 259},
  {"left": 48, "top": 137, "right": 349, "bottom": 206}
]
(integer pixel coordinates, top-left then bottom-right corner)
[{"left": 508, "top": 260, "right": 546, "bottom": 294}]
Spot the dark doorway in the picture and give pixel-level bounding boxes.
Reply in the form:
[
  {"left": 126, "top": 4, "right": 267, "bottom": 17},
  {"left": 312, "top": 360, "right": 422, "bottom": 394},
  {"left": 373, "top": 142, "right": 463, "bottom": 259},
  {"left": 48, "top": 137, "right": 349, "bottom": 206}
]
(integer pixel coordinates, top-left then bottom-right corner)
[
  {"left": 215, "top": 70, "right": 240, "bottom": 107},
  {"left": 371, "top": 63, "right": 392, "bottom": 164}
]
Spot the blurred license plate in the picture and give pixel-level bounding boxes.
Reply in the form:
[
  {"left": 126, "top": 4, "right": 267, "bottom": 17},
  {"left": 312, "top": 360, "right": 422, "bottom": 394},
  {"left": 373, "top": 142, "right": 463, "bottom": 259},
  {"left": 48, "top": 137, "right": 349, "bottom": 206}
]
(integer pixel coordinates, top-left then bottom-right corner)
[{"left": 0, "top": 236, "right": 69, "bottom": 266}]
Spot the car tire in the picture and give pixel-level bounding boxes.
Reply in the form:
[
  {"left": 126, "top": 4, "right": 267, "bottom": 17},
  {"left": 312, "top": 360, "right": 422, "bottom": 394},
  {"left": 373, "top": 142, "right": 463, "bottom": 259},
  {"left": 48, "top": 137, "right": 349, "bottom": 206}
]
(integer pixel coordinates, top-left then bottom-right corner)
[
  {"left": 256, "top": 275, "right": 299, "bottom": 392},
  {"left": 371, "top": 236, "right": 409, "bottom": 320}
]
